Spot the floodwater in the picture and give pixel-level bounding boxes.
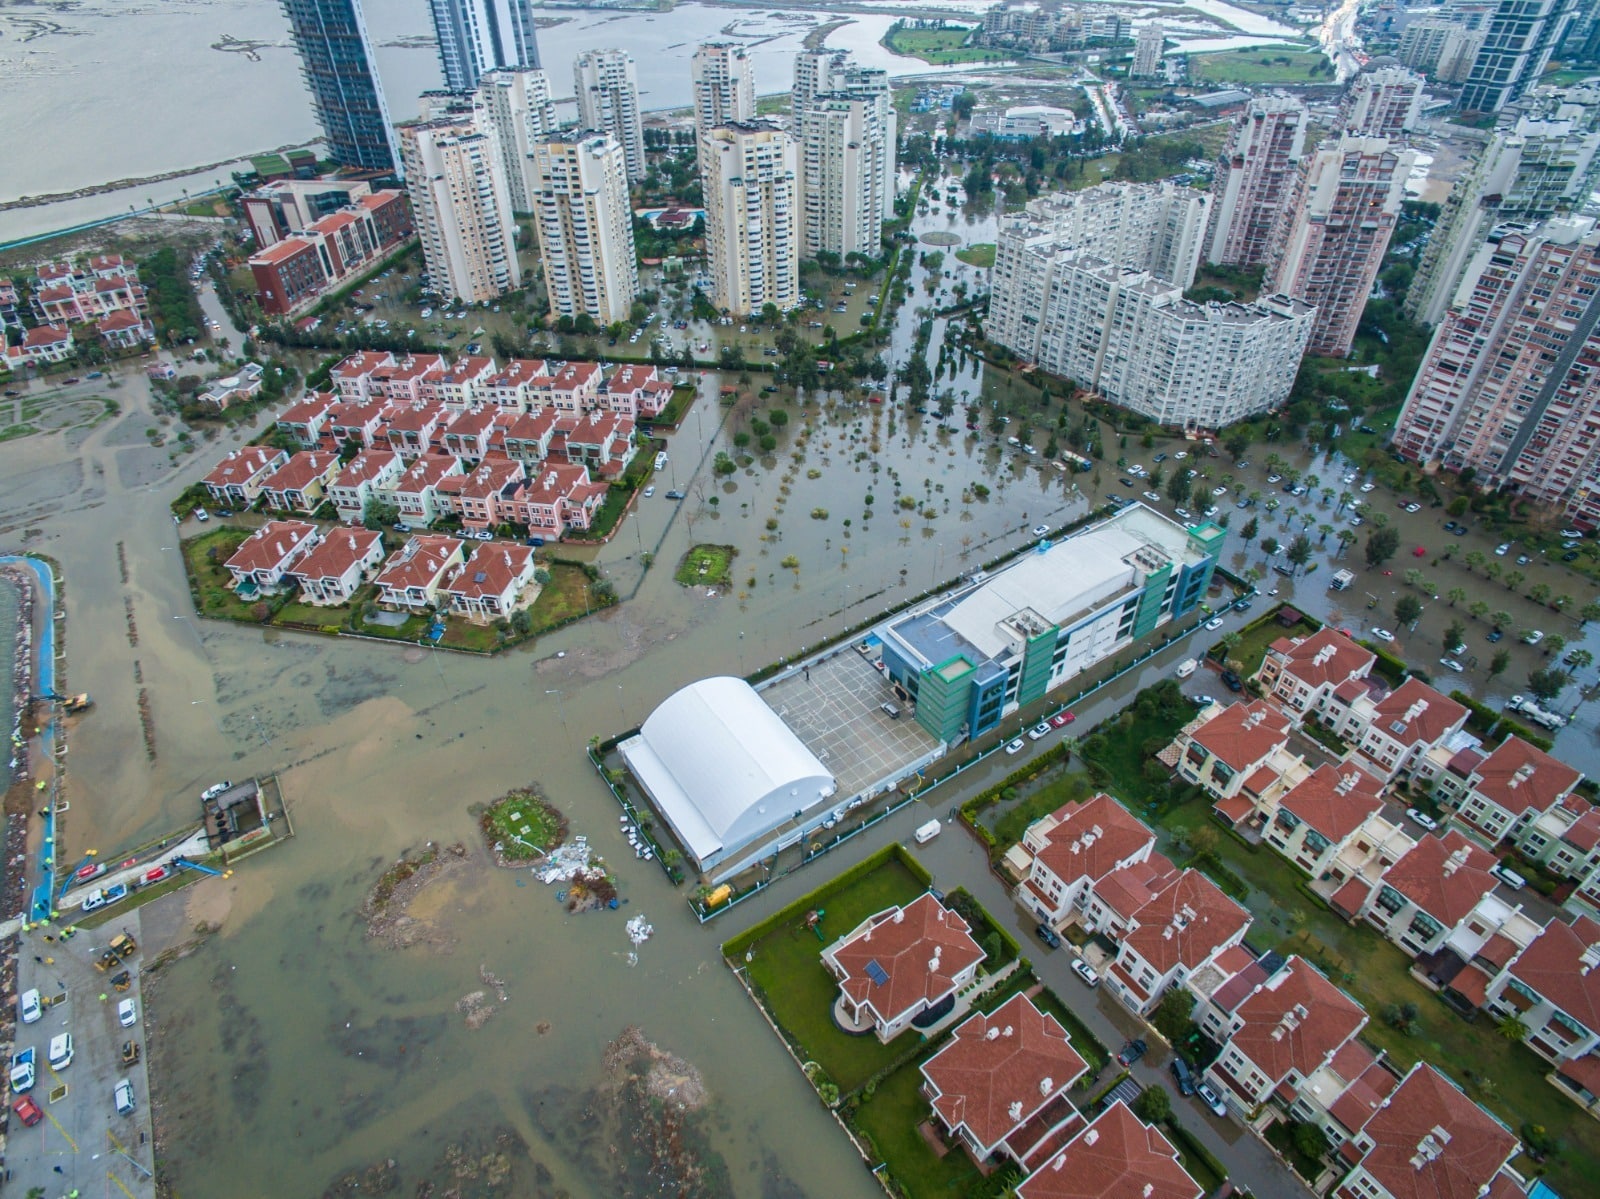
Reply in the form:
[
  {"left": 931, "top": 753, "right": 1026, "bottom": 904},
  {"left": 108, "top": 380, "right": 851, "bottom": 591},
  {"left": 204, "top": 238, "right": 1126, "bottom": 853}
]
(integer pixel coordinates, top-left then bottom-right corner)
[{"left": 7, "top": 187, "right": 1599, "bottom": 1194}]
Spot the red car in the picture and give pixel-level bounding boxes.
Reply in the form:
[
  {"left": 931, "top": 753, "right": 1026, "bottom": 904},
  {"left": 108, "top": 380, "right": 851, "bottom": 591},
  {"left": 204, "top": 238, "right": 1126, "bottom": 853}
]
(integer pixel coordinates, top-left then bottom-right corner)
[
  {"left": 75, "top": 862, "right": 105, "bottom": 882},
  {"left": 13, "top": 1094, "right": 42, "bottom": 1126},
  {"left": 143, "top": 866, "right": 169, "bottom": 884},
  {"left": 1413, "top": 546, "right": 1426, "bottom": 557},
  {"left": 1049, "top": 711, "right": 1076, "bottom": 728}
]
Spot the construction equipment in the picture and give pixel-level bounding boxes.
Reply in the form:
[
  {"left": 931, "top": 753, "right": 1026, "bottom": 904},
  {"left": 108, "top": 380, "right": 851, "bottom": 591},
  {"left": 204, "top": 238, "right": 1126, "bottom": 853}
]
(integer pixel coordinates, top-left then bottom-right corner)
[
  {"left": 110, "top": 970, "right": 132, "bottom": 992},
  {"left": 121, "top": 1041, "right": 140, "bottom": 1067},
  {"left": 36, "top": 691, "right": 92, "bottom": 713},
  {"left": 94, "top": 951, "right": 120, "bottom": 973},
  {"left": 171, "top": 856, "right": 223, "bottom": 877},
  {"left": 109, "top": 932, "right": 137, "bottom": 961}
]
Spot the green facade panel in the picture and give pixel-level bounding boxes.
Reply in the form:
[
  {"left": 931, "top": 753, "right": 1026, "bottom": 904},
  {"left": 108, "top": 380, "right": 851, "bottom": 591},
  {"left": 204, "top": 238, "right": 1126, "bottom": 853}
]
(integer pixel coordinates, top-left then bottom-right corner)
[
  {"left": 1132, "top": 561, "right": 1172, "bottom": 639},
  {"left": 916, "top": 655, "right": 974, "bottom": 742},
  {"left": 1015, "top": 625, "right": 1058, "bottom": 708}
]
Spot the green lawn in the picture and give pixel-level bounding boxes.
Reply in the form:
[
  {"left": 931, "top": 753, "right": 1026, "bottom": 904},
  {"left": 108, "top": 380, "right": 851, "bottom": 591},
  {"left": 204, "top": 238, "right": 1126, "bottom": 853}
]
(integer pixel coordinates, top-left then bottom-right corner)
[
  {"left": 1221, "top": 609, "right": 1321, "bottom": 676},
  {"left": 740, "top": 854, "right": 931, "bottom": 1092},
  {"left": 479, "top": 789, "right": 564, "bottom": 860},
  {"left": 1079, "top": 683, "right": 1195, "bottom": 808},
  {"left": 676, "top": 543, "right": 736, "bottom": 587},
  {"left": 1188, "top": 48, "right": 1331, "bottom": 86},
  {"left": 525, "top": 560, "right": 607, "bottom": 630},
  {"left": 181, "top": 527, "right": 262, "bottom": 621},
  {"left": 849, "top": 1052, "right": 993, "bottom": 1199},
  {"left": 991, "top": 770, "right": 1094, "bottom": 848},
  {"left": 954, "top": 243, "right": 996, "bottom": 269},
  {"left": 883, "top": 26, "right": 1015, "bottom": 66}
]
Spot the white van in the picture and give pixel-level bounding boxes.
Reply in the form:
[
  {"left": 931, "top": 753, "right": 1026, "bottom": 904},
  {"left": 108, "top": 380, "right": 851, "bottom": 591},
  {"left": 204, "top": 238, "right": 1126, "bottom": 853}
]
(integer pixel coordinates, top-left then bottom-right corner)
[
  {"left": 914, "top": 819, "right": 942, "bottom": 844},
  {"left": 114, "top": 1078, "right": 136, "bottom": 1116},
  {"left": 1175, "top": 658, "right": 1198, "bottom": 679},
  {"left": 48, "top": 1033, "right": 72, "bottom": 1070}
]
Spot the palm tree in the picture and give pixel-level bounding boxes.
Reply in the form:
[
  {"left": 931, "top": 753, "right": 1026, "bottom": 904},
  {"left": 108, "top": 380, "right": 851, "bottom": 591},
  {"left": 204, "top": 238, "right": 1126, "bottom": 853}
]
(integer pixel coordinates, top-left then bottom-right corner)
[
  {"left": 1485, "top": 562, "right": 1503, "bottom": 584},
  {"left": 1321, "top": 488, "right": 1336, "bottom": 508},
  {"left": 1336, "top": 490, "right": 1354, "bottom": 513},
  {"left": 1370, "top": 511, "right": 1390, "bottom": 530},
  {"left": 1220, "top": 631, "right": 1242, "bottom": 659},
  {"left": 1504, "top": 570, "right": 1525, "bottom": 591},
  {"left": 1447, "top": 587, "right": 1467, "bottom": 608},
  {"left": 1544, "top": 634, "right": 1567, "bottom": 660},
  {"left": 1529, "top": 582, "right": 1552, "bottom": 606},
  {"left": 1553, "top": 593, "right": 1573, "bottom": 615},
  {"left": 1303, "top": 472, "right": 1321, "bottom": 493},
  {"left": 1463, "top": 549, "right": 1486, "bottom": 574},
  {"left": 1579, "top": 601, "right": 1600, "bottom": 625},
  {"left": 1566, "top": 649, "right": 1593, "bottom": 675},
  {"left": 1336, "top": 529, "right": 1357, "bottom": 557},
  {"left": 1496, "top": 1013, "right": 1529, "bottom": 1042},
  {"left": 1468, "top": 599, "right": 1489, "bottom": 622},
  {"left": 1318, "top": 522, "right": 1334, "bottom": 544},
  {"left": 1490, "top": 609, "right": 1512, "bottom": 631}
]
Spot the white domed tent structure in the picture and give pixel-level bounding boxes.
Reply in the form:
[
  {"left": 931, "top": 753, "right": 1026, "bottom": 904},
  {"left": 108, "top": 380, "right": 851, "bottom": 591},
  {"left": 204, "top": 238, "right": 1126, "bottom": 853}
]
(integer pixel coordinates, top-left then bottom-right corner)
[{"left": 619, "top": 676, "right": 836, "bottom": 877}]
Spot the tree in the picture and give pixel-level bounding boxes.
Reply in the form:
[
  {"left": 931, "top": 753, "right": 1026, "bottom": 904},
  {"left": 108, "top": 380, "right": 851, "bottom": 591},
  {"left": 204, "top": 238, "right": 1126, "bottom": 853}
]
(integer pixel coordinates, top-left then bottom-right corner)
[
  {"left": 1365, "top": 525, "right": 1400, "bottom": 568},
  {"left": 1292, "top": 1121, "right": 1331, "bottom": 1163},
  {"left": 1444, "top": 620, "right": 1465, "bottom": 651},
  {"left": 1166, "top": 467, "right": 1189, "bottom": 506},
  {"left": 1490, "top": 609, "right": 1512, "bottom": 631},
  {"left": 1286, "top": 534, "right": 1312, "bottom": 574},
  {"left": 1394, "top": 594, "right": 1423, "bottom": 628},
  {"left": 1133, "top": 1086, "right": 1171, "bottom": 1124},
  {"left": 1504, "top": 570, "right": 1526, "bottom": 592},
  {"left": 1579, "top": 600, "right": 1600, "bottom": 625},
  {"left": 1567, "top": 649, "right": 1594, "bottom": 675},
  {"left": 1336, "top": 528, "right": 1357, "bottom": 558},
  {"left": 1497, "top": 1013, "right": 1529, "bottom": 1042},
  {"left": 1489, "top": 650, "right": 1510, "bottom": 679},
  {"left": 1261, "top": 535, "right": 1281, "bottom": 556},
  {"left": 1526, "top": 668, "right": 1566, "bottom": 704},
  {"left": 362, "top": 495, "right": 400, "bottom": 531},
  {"left": 1463, "top": 550, "right": 1486, "bottom": 575},
  {"left": 1241, "top": 516, "right": 1259, "bottom": 542},
  {"left": 1528, "top": 582, "right": 1552, "bottom": 606},
  {"left": 1543, "top": 633, "right": 1567, "bottom": 660},
  {"left": 1468, "top": 599, "right": 1489, "bottom": 622},
  {"left": 1447, "top": 587, "right": 1467, "bottom": 608}
]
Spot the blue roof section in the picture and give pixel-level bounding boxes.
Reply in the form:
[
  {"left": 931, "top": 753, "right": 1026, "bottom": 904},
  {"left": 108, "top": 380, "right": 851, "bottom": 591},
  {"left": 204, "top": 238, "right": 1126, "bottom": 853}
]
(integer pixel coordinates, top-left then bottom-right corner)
[
  {"left": 888, "top": 599, "right": 985, "bottom": 671},
  {"left": 1529, "top": 1182, "right": 1563, "bottom": 1199}
]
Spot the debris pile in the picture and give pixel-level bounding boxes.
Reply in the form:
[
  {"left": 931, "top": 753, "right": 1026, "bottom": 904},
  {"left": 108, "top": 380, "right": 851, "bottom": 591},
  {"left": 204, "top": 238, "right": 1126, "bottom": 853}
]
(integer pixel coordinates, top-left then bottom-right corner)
[
  {"left": 625, "top": 914, "right": 653, "bottom": 946},
  {"left": 531, "top": 836, "right": 594, "bottom": 884}
]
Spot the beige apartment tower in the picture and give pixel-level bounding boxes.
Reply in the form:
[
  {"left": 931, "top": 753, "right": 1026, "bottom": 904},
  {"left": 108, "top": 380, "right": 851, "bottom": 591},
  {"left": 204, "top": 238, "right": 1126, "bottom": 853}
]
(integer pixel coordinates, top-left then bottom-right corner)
[
  {"left": 574, "top": 49, "right": 646, "bottom": 185},
  {"left": 399, "top": 116, "right": 521, "bottom": 304},
  {"left": 701, "top": 123, "right": 799, "bottom": 316},
  {"left": 792, "top": 52, "right": 897, "bottom": 259},
  {"left": 691, "top": 42, "right": 755, "bottom": 138},
  {"left": 529, "top": 133, "right": 640, "bottom": 326},
  {"left": 475, "top": 67, "right": 557, "bottom": 214}
]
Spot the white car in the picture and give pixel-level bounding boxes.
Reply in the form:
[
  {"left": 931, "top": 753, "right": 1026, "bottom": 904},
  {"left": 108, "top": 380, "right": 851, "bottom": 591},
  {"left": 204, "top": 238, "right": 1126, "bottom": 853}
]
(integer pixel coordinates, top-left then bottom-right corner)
[
  {"left": 1371, "top": 628, "right": 1395, "bottom": 642},
  {"left": 1495, "top": 543, "right": 1511, "bottom": 555},
  {"left": 1071, "top": 959, "right": 1099, "bottom": 987},
  {"left": 19, "top": 989, "right": 41, "bottom": 1025},
  {"left": 1360, "top": 482, "right": 1375, "bottom": 492},
  {"left": 1404, "top": 502, "right": 1421, "bottom": 513},
  {"left": 1027, "top": 722, "right": 1051, "bottom": 741},
  {"left": 81, "top": 889, "right": 107, "bottom": 912},
  {"left": 643, "top": 485, "right": 655, "bottom": 498},
  {"left": 1266, "top": 474, "right": 1282, "bottom": 484},
  {"left": 1439, "top": 657, "right": 1464, "bottom": 673},
  {"left": 1197, "top": 1081, "right": 1228, "bottom": 1117},
  {"left": 1204, "top": 616, "right": 1224, "bottom": 631},
  {"left": 1522, "top": 629, "right": 1544, "bottom": 645},
  {"left": 1004, "top": 738, "right": 1026, "bottom": 755},
  {"left": 1142, "top": 491, "right": 1161, "bottom": 502},
  {"left": 201, "top": 780, "right": 233, "bottom": 801},
  {"left": 1032, "top": 525, "right": 1050, "bottom": 538},
  {"left": 1212, "top": 485, "right": 1227, "bottom": 496},
  {"left": 1405, "top": 808, "right": 1439, "bottom": 832}
]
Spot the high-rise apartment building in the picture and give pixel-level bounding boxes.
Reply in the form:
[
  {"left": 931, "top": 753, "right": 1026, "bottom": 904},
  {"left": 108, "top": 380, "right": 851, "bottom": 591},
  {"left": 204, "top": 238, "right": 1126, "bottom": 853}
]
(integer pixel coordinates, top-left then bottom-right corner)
[
  {"left": 399, "top": 117, "right": 521, "bottom": 304},
  {"left": 792, "top": 52, "right": 897, "bottom": 259},
  {"left": 427, "top": 0, "right": 541, "bottom": 92},
  {"left": 691, "top": 43, "right": 756, "bottom": 138},
  {"left": 528, "top": 134, "right": 639, "bottom": 326},
  {"left": 1204, "top": 96, "right": 1307, "bottom": 268},
  {"left": 1398, "top": 19, "right": 1488, "bottom": 82},
  {"left": 702, "top": 123, "right": 800, "bottom": 316},
  {"left": 1001, "top": 255, "right": 1314, "bottom": 427},
  {"left": 1133, "top": 24, "right": 1166, "bottom": 77},
  {"left": 281, "top": 0, "right": 400, "bottom": 173},
  {"left": 1338, "top": 62, "right": 1425, "bottom": 137},
  {"left": 476, "top": 67, "right": 557, "bottom": 214},
  {"left": 1393, "top": 217, "right": 1600, "bottom": 524},
  {"left": 1267, "top": 136, "right": 1414, "bottom": 357},
  {"left": 574, "top": 50, "right": 647, "bottom": 185},
  {"left": 1405, "top": 105, "right": 1600, "bottom": 323},
  {"left": 1459, "top": 0, "right": 1577, "bottom": 112},
  {"left": 991, "top": 182, "right": 1210, "bottom": 353}
]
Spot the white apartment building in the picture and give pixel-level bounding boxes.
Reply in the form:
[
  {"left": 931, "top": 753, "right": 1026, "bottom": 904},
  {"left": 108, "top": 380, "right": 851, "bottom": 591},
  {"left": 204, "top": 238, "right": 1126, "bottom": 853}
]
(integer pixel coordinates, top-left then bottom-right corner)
[
  {"left": 529, "top": 133, "right": 640, "bottom": 326},
  {"left": 701, "top": 122, "right": 800, "bottom": 316},
  {"left": 475, "top": 67, "right": 557, "bottom": 214},
  {"left": 690, "top": 42, "right": 755, "bottom": 138},
  {"left": 1337, "top": 62, "right": 1424, "bottom": 138},
  {"left": 1132, "top": 24, "right": 1165, "bottom": 77},
  {"left": 1399, "top": 19, "right": 1487, "bottom": 82},
  {"left": 574, "top": 49, "right": 646, "bottom": 185},
  {"left": 792, "top": 51, "right": 897, "bottom": 258},
  {"left": 1267, "top": 135, "right": 1414, "bottom": 357},
  {"left": 990, "top": 182, "right": 1209, "bottom": 349},
  {"left": 399, "top": 116, "right": 521, "bottom": 304},
  {"left": 1205, "top": 95, "right": 1307, "bottom": 268},
  {"left": 427, "top": 0, "right": 540, "bottom": 92}
]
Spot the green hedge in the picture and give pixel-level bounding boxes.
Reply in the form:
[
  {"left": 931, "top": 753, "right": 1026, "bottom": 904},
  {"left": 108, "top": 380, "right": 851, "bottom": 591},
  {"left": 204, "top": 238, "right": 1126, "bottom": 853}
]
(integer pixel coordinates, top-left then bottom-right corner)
[
  {"left": 944, "top": 886, "right": 1022, "bottom": 967},
  {"left": 1165, "top": 1119, "right": 1228, "bottom": 1185},
  {"left": 1450, "top": 690, "right": 1498, "bottom": 737}
]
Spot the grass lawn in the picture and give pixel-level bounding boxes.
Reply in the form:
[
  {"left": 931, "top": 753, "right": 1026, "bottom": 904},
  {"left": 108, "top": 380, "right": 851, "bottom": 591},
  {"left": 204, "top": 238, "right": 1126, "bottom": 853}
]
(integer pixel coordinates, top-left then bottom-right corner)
[
  {"left": 479, "top": 788, "right": 565, "bottom": 860},
  {"left": 1080, "top": 699, "right": 1194, "bottom": 808},
  {"left": 740, "top": 854, "right": 929, "bottom": 1092},
  {"left": 274, "top": 597, "right": 348, "bottom": 628},
  {"left": 849, "top": 1053, "right": 991, "bottom": 1199},
  {"left": 883, "top": 26, "right": 1015, "bottom": 66},
  {"left": 955, "top": 243, "right": 996, "bottom": 269},
  {"left": 1188, "top": 48, "right": 1330, "bottom": 86},
  {"left": 1220, "top": 608, "right": 1320, "bottom": 676},
  {"left": 181, "top": 527, "right": 261, "bottom": 621},
  {"left": 526, "top": 560, "right": 605, "bottom": 631},
  {"left": 676, "top": 543, "right": 736, "bottom": 587},
  {"left": 991, "top": 769, "right": 1094, "bottom": 848}
]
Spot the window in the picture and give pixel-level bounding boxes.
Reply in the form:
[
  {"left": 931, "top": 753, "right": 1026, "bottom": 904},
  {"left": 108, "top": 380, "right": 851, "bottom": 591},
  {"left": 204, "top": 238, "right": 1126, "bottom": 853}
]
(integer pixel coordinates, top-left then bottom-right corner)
[{"left": 1374, "top": 885, "right": 1405, "bottom": 916}]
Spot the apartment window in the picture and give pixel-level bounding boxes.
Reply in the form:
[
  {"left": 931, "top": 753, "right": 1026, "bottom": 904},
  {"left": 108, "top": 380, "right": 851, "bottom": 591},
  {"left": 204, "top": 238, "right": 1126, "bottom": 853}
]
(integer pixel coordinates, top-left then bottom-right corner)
[{"left": 1374, "top": 885, "right": 1405, "bottom": 916}]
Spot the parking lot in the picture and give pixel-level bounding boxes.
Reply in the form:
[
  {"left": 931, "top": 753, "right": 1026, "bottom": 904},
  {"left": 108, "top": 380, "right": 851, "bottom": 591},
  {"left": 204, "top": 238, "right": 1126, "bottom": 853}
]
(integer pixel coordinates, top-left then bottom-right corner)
[
  {"left": 762, "top": 649, "right": 941, "bottom": 801},
  {"left": 7, "top": 911, "right": 154, "bottom": 1198}
]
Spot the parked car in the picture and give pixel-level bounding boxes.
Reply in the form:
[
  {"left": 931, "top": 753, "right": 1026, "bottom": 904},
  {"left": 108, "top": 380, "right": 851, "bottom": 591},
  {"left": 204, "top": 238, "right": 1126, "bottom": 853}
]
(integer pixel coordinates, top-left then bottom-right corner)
[
  {"left": 1027, "top": 722, "right": 1052, "bottom": 741},
  {"left": 19, "top": 988, "right": 40, "bottom": 1025},
  {"left": 1404, "top": 502, "right": 1422, "bottom": 513},
  {"left": 1004, "top": 738, "right": 1026, "bottom": 755},
  {"left": 201, "top": 780, "right": 233, "bottom": 801},
  {"left": 1197, "top": 1081, "right": 1228, "bottom": 1117},
  {"left": 1170, "top": 1056, "right": 1197, "bottom": 1096},
  {"left": 81, "top": 889, "right": 107, "bottom": 913},
  {"left": 1035, "top": 923, "right": 1061, "bottom": 949},
  {"left": 1560, "top": 528, "right": 1583, "bottom": 539},
  {"left": 1370, "top": 628, "right": 1395, "bottom": 642},
  {"left": 114, "top": 1078, "right": 136, "bottom": 1116},
  {"left": 1439, "top": 657, "right": 1464, "bottom": 673},
  {"left": 1032, "top": 525, "right": 1050, "bottom": 538},
  {"left": 1495, "top": 543, "right": 1511, "bottom": 556},
  {"left": 1049, "top": 711, "right": 1076, "bottom": 728},
  {"left": 1204, "top": 616, "right": 1224, "bottom": 631},
  {"left": 193, "top": 507, "right": 209, "bottom": 522},
  {"left": 1220, "top": 670, "right": 1243, "bottom": 692},
  {"left": 393, "top": 522, "right": 412, "bottom": 534},
  {"left": 1191, "top": 694, "right": 1215, "bottom": 707},
  {"left": 12, "top": 1094, "right": 42, "bottom": 1126},
  {"left": 1487, "top": 629, "right": 1504, "bottom": 642},
  {"left": 643, "top": 486, "right": 655, "bottom": 498},
  {"left": 665, "top": 490, "right": 685, "bottom": 500},
  {"left": 1117, "top": 1038, "right": 1148, "bottom": 1066},
  {"left": 1405, "top": 808, "right": 1439, "bottom": 832},
  {"left": 1490, "top": 864, "right": 1527, "bottom": 890},
  {"left": 1071, "top": 958, "right": 1099, "bottom": 988},
  {"left": 1523, "top": 629, "right": 1544, "bottom": 645}
]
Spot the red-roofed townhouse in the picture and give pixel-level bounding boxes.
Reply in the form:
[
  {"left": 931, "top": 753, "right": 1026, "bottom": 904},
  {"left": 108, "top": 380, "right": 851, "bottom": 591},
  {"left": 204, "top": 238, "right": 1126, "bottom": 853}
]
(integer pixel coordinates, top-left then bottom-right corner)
[
  {"left": 920, "top": 993, "right": 1089, "bottom": 1169},
  {"left": 1081, "top": 853, "right": 1180, "bottom": 942},
  {"left": 1331, "top": 1064, "right": 1522, "bottom": 1199},
  {"left": 1357, "top": 832, "right": 1501, "bottom": 957},
  {"left": 387, "top": 454, "right": 463, "bottom": 524},
  {"left": 1442, "top": 735, "right": 1582, "bottom": 850},
  {"left": 1194, "top": 956, "right": 1367, "bottom": 1117},
  {"left": 1264, "top": 764, "right": 1385, "bottom": 878},
  {"left": 288, "top": 527, "right": 384, "bottom": 605},
  {"left": 440, "top": 405, "right": 503, "bottom": 461},
  {"left": 1015, "top": 1101, "right": 1202, "bottom": 1199},
  {"left": 1103, "top": 869, "right": 1252, "bottom": 1016},
  {"left": 1327, "top": 678, "right": 1469, "bottom": 784},
  {"left": 536, "top": 360, "right": 603, "bottom": 413},
  {"left": 325, "top": 400, "right": 388, "bottom": 449},
  {"left": 330, "top": 351, "right": 395, "bottom": 401},
  {"left": 1514, "top": 794, "right": 1600, "bottom": 883},
  {"left": 1010, "top": 793, "right": 1158, "bottom": 932},
  {"left": 275, "top": 391, "right": 340, "bottom": 448},
  {"left": 439, "top": 543, "right": 538, "bottom": 621},
  {"left": 1255, "top": 628, "right": 1377, "bottom": 721},
  {"left": 821, "top": 893, "right": 986, "bottom": 1042},
  {"left": 1293, "top": 1039, "right": 1403, "bottom": 1152},
  {"left": 260, "top": 450, "right": 340, "bottom": 514},
  {"left": 1173, "top": 699, "right": 1298, "bottom": 804},
  {"left": 560, "top": 410, "right": 637, "bottom": 476},
  {"left": 330, "top": 449, "right": 404, "bottom": 523},
  {"left": 371, "top": 354, "right": 447, "bottom": 405},
  {"left": 202, "top": 446, "right": 289, "bottom": 507},
  {"left": 95, "top": 309, "right": 155, "bottom": 349},
  {"left": 426, "top": 356, "right": 497, "bottom": 410},
  {"left": 373, "top": 534, "right": 466, "bottom": 611},
  {"left": 513, "top": 463, "right": 604, "bottom": 539},
  {"left": 501, "top": 409, "right": 560, "bottom": 466},
  {"left": 385, "top": 402, "right": 448, "bottom": 460},
  {"left": 223, "top": 520, "right": 320, "bottom": 593},
  {"left": 481, "top": 358, "right": 547, "bottom": 413},
  {"left": 1483, "top": 916, "right": 1600, "bottom": 1106},
  {"left": 603, "top": 364, "right": 675, "bottom": 419},
  {"left": 457, "top": 459, "right": 526, "bottom": 529},
  {"left": 5, "top": 324, "right": 74, "bottom": 367},
  {"left": 32, "top": 257, "right": 146, "bottom": 323}
]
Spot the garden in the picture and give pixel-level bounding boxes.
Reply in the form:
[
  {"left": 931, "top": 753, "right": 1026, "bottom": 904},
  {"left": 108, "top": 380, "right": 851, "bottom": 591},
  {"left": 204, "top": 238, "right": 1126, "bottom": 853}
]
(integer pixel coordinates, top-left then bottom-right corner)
[
  {"left": 676, "top": 543, "right": 736, "bottom": 587},
  {"left": 476, "top": 787, "right": 567, "bottom": 863}
]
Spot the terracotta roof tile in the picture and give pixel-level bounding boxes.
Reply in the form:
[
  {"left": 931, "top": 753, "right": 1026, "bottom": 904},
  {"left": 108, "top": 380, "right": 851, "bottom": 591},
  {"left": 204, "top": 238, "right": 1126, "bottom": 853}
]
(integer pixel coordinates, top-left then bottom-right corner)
[
  {"left": 1275, "top": 628, "right": 1376, "bottom": 690},
  {"left": 1379, "top": 832, "right": 1496, "bottom": 926},
  {"left": 224, "top": 520, "right": 318, "bottom": 575},
  {"left": 290, "top": 527, "right": 382, "bottom": 581},
  {"left": 1121, "top": 869, "right": 1251, "bottom": 976},
  {"left": 1190, "top": 700, "right": 1292, "bottom": 772},
  {"left": 1471, "top": 736, "right": 1581, "bottom": 819},
  {"left": 1507, "top": 916, "right": 1600, "bottom": 1036},
  {"left": 1280, "top": 764, "right": 1384, "bottom": 842},
  {"left": 1016, "top": 1101, "right": 1202, "bottom": 1199},
  {"left": 1032, "top": 794, "right": 1157, "bottom": 890},
  {"left": 832, "top": 894, "right": 986, "bottom": 1028},
  {"left": 1367, "top": 679, "right": 1467, "bottom": 749}
]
